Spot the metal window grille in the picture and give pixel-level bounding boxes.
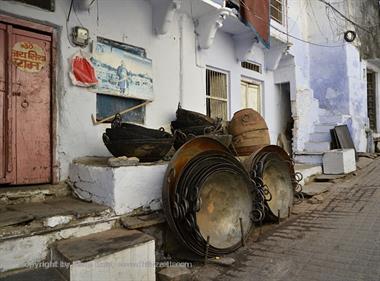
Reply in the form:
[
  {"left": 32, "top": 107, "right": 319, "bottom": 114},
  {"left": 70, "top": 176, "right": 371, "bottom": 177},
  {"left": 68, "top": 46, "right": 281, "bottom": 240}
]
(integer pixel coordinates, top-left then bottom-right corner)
[
  {"left": 206, "top": 69, "right": 228, "bottom": 120},
  {"left": 270, "top": 0, "right": 283, "bottom": 24},
  {"left": 241, "top": 61, "right": 262, "bottom": 73}
]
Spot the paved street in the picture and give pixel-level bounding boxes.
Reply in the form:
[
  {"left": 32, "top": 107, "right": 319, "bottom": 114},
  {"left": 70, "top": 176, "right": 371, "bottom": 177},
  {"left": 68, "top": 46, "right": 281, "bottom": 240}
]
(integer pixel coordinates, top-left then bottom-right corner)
[{"left": 195, "top": 158, "right": 380, "bottom": 281}]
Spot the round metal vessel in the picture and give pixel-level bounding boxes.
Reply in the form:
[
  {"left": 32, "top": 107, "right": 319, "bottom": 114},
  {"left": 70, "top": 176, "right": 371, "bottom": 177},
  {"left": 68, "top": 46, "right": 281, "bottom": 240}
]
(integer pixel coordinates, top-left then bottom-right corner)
[
  {"left": 228, "top": 109, "right": 270, "bottom": 156},
  {"left": 196, "top": 170, "right": 252, "bottom": 249},
  {"left": 244, "top": 145, "right": 295, "bottom": 220},
  {"left": 163, "top": 137, "right": 254, "bottom": 256}
]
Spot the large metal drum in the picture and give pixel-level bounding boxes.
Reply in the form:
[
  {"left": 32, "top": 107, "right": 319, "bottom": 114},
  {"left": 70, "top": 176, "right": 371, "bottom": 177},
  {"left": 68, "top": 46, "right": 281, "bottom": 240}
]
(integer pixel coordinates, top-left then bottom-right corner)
[
  {"left": 228, "top": 109, "right": 270, "bottom": 156},
  {"left": 244, "top": 145, "right": 295, "bottom": 220},
  {"left": 163, "top": 137, "right": 254, "bottom": 256}
]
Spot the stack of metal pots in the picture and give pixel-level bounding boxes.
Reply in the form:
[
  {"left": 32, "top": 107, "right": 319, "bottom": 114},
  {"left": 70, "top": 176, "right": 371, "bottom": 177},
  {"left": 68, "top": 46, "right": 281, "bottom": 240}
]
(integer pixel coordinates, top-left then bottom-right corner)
[
  {"left": 162, "top": 136, "right": 300, "bottom": 257},
  {"left": 171, "top": 105, "right": 224, "bottom": 150}
]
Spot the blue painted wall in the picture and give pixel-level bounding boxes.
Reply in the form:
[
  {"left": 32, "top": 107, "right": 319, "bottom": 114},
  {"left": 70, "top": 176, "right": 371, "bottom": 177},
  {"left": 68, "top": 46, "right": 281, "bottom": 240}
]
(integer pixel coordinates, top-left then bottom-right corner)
[{"left": 309, "top": 45, "right": 350, "bottom": 115}]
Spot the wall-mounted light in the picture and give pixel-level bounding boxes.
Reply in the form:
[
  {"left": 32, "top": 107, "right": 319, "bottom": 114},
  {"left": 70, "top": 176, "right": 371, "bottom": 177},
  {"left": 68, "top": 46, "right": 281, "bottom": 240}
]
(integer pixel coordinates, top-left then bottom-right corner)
[{"left": 344, "top": 30, "right": 356, "bottom": 43}]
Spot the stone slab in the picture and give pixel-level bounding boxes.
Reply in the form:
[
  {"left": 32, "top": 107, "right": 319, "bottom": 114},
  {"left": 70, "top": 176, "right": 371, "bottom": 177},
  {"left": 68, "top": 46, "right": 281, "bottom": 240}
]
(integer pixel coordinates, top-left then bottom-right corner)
[
  {"left": 5, "top": 197, "right": 108, "bottom": 221},
  {"left": 121, "top": 212, "right": 166, "bottom": 229},
  {"left": 294, "top": 163, "right": 322, "bottom": 185},
  {"left": 7, "top": 202, "right": 69, "bottom": 220},
  {"left": 314, "top": 174, "right": 346, "bottom": 182},
  {"left": 108, "top": 156, "right": 140, "bottom": 167},
  {"left": 45, "top": 198, "right": 109, "bottom": 218},
  {"left": 0, "top": 183, "right": 70, "bottom": 205},
  {"left": 0, "top": 210, "right": 34, "bottom": 228},
  {"left": 0, "top": 268, "right": 66, "bottom": 281},
  {"left": 302, "top": 182, "right": 331, "bottom": 197},
  {"left": 54, "top": 229, "right": 154, "bottom": 263},
  {"left": 157, "top": 267, "right": 192, "bottom": 281}
]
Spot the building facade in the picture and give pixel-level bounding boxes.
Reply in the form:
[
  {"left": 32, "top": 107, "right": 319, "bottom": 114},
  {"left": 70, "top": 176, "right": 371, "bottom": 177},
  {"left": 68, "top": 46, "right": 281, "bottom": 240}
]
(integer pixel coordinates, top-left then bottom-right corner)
[{"left": 0, "top": 0, "right": 379, "bottom": 184}]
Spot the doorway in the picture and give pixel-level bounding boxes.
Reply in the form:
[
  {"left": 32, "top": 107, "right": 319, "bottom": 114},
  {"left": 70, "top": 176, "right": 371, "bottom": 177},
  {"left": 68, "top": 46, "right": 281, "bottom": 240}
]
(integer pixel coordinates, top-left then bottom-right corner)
[
  {"left": 276, "top": 83, "right": 293, "bottom": 155},
  {"left": 0, "top": 17, "right": 54, "bottom": 185},
  {"left": 367, "top": 70, "right": 377, "bottom": 132}
]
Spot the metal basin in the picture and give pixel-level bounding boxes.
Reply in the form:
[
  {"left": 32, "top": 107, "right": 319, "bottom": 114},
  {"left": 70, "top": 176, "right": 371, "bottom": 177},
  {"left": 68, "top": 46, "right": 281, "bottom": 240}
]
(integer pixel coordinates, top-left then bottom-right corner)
[
  {"left": 261, "top": 155, "right": 294, "bottom": 219},
  {"left": 163, "top": 137, "right": 254, "bottom": 256},
  {"left": 244, "top": 145, "right": 295, "bottom": 220},
  {"left": 106, "top": 123, "right": 172, "bottom": 140},
  {"left": 103, "top": 134, "right": 173, "bottom": 162},
  {"left": 196, "top": 170, "right": 253, "bottom": 249}
]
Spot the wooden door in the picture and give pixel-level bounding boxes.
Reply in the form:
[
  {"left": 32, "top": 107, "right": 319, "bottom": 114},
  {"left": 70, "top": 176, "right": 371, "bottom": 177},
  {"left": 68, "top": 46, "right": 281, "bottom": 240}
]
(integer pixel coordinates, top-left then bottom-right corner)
[
  {"left": 367, "top": 71, "right": 377, "bottom": 131},
  {"left": 241, "top": 81, "right": 261, "bottom": 113},
  {"left": 0, "top": 23, "right": 52, "bottom": 185},
  {"left": 0, "top": 23, "right": 7, "bottom": 182}
]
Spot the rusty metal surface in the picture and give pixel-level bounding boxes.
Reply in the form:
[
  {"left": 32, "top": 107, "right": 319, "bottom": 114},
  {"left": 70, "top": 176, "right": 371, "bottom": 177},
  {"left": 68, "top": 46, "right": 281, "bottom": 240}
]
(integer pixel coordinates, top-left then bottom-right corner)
[
  {"left": 163, "top": 136, "right": 253, "bottom": 256},
  {"left": 244, "top": 145, "right": 295, "bottom": 220},
  {"left": 196, "top": 169, "right": 253, "bottom": 249},
  {"left": 228, "top": 109, "right": 270, "bottom": 156}
]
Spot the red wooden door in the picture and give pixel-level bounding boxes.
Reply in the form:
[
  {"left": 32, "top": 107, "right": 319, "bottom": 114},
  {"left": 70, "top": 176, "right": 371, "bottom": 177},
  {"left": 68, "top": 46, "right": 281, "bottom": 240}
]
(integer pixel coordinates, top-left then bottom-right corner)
[
  {"left": 0, "top": 23, "right": 7, "bottom": 183},
  {"left": 0, "top": 23, "right": 52, "bottom": 185}
]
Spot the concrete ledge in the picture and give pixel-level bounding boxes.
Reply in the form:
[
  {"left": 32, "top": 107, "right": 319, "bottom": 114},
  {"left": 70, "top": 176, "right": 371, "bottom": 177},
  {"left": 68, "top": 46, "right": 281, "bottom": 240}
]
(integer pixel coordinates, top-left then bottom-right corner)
[{"left": 69, "top": 157, "right": 168, "bottom": 215}]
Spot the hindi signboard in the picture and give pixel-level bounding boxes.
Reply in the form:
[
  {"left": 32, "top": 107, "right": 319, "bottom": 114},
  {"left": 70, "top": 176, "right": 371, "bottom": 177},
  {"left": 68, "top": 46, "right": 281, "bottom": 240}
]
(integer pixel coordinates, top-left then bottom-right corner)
[{"left": 11, "top": 41, "right": 47, "bottom": 73}]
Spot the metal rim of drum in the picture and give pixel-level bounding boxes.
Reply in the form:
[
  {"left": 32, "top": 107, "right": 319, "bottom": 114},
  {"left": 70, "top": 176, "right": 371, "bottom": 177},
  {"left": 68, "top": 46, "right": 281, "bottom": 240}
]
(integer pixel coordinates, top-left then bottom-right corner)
[{"left": 163, "top": 136, "right": 254, "bottom": 257}]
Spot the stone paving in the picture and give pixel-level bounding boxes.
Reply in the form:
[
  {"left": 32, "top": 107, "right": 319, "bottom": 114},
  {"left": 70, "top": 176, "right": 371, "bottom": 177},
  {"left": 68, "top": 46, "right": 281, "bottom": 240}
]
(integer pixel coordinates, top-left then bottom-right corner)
[{"left": 194, "top": 158, "right": 380, "bottom": 281}]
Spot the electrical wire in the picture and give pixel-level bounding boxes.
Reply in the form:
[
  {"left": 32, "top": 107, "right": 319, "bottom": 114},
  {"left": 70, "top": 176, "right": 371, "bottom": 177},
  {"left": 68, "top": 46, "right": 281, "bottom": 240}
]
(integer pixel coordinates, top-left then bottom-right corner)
[
  {"left": 239, "top": 0, "right": 346, "bottom": 48},
  {"left": 316, "top": 0, "right": 372, "bottom": 34},
  {"left": 270, "top": 24, "right": 345, "bottom": 48}
]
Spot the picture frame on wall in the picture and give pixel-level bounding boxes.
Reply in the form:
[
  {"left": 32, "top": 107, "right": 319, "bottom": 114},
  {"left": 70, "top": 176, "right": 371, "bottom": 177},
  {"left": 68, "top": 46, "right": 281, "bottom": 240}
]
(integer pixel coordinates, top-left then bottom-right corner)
[{"left": 90, "top": 37, "right": 154, "bottom": 101}]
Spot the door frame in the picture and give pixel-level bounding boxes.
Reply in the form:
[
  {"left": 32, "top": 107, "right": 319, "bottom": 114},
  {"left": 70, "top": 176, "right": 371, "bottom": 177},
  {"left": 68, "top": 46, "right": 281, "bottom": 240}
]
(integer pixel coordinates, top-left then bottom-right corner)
[
  {"left": 366, "top": 63, "right": 380, "bottom": 134},
  {"left": 0, "top": 13, "right": 58, "bottom": 184}
]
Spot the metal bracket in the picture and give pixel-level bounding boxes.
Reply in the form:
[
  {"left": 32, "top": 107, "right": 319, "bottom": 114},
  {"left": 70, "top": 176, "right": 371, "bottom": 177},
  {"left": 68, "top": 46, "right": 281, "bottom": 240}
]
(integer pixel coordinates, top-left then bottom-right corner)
[
  {"left": 233, "top": 32, "right": 259, "bottom": 62},
  {"left": 151, "top": 0, "right": 182, "bottom": 35},
  {"left": 195, "top": 8, "right": 231, "bottom": 49}
]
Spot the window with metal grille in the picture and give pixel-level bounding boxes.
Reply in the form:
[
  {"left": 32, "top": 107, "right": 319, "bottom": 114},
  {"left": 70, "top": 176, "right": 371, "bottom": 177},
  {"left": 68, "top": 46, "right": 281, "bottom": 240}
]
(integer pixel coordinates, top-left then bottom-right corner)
[
  {"left": 270, "top": 0, "right": 283, "bottom": 24},
  {"left": 241, "top": 61, "right": 262, "bottom": 73},
  {"left": 206, "top": 69, "right": 228, "bottom": 120}
]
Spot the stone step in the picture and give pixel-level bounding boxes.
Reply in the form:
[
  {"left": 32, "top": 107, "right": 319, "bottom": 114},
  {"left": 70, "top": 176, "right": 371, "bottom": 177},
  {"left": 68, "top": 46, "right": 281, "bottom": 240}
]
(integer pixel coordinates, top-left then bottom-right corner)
[
  {"left": 314, "top": 124, "right": 334, "bottom": 133},
  {"left": 0, "top": 182, "right": 70, "bottom": 205},
  {"left": 310, "top": 132, "right": 331, "bottom": 142},
  {"left": 0, "top": 197, "right": 117, "bottom": 273},
  {"left": 294, "top": 152, "right": 324, "bottom": 165},
  {"left": 318, "top": 108, "right": 330, "bottom": 116},
  {"left": 319, "top": 114, "right": 343, "bottom": 124},
  {"left": 52, "top": 229, "right": 155, "bottom": 281},
  {"left": 304, "top": 141, "right": 330, "bottom": 152},
  {"left": 0, "top": 268, "right": 67, "bottom": 281}
]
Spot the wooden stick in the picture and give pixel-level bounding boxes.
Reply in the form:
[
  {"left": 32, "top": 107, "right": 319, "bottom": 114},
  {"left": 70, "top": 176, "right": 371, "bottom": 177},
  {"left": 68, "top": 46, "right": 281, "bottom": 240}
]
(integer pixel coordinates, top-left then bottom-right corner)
[{"left": 91, "top": 100, "right": 151, "bottom": 125}]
